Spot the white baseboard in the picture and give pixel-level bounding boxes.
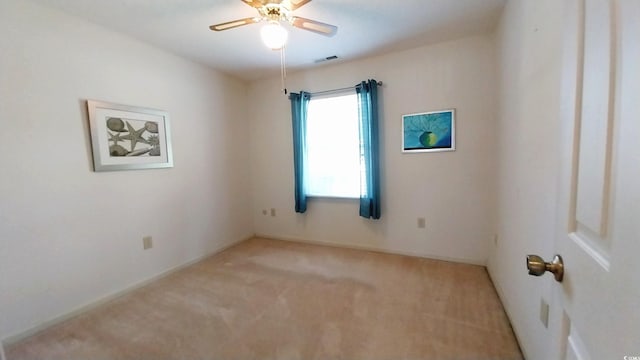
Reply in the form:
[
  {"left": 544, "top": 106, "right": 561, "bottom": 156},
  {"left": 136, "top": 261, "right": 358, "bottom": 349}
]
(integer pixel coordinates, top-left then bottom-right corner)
[
  {"left": 2, "top": 235, "right": 251, "bottom": 347},
  {"left": 255, "top": 233, "right": 487, "bottom": 266},
  {"left": 485, "top": 267, "right": 528, "bottom": 359},
  {"left": 1, "top": 339, "right": 6, "bottom": 360}
]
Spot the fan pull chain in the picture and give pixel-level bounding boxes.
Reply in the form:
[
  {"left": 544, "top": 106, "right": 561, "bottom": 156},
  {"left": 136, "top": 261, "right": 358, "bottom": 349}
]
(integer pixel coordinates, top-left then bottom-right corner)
[{"left": 280, "top": 45, "right": 287, "bottom": 95}]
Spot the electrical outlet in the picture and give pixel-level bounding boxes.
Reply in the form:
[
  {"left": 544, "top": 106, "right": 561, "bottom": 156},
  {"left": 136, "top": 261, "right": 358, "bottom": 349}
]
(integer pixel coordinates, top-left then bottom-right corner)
[
  {"left": 417, "top": 217, "right": 426, "bottom": 229},
  {"left": 143, "top": 236, "right": 153, "bottom": 250},
  {"left": 262, "top": 209, "right": 267, "bottom": 215},
  {"left": 540, "top": 298, "right": 549, "bottom": 328},
  {"left": 270, "top": 208, "right": 276, "bottom": 217}
]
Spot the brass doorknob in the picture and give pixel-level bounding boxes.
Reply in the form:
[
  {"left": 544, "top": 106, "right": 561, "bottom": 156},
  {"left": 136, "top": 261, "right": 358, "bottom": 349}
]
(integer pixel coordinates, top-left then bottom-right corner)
[{"left": 526, "top": 254, "right": 564, "bottom": 282}]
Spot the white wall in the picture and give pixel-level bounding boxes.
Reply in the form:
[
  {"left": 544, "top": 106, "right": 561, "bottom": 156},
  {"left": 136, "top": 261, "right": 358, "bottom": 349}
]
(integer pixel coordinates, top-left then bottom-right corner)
[
  {"left": 487, "top": 0, "right": 564, "bottom": 359},
  {"left": 248, "top": 35, "right": 497, "bottom": 265},
  {"left": 0, "top": 1, "right": 252, "bottom": 340}
]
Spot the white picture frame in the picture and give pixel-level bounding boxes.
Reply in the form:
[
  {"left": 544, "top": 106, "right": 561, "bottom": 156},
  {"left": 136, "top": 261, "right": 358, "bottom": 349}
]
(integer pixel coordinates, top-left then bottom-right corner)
[
  {"left": 87, "top": 100, "right": 173, "bottom": 171},
  {"left": 402, "top": 109, "right": 455, "bottom": 153}
]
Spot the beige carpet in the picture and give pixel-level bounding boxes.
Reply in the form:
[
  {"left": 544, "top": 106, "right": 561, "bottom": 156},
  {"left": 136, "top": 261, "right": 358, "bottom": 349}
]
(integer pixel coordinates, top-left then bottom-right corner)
[{"left": 7, "top": 237, "right": 523, "bottom": 359}]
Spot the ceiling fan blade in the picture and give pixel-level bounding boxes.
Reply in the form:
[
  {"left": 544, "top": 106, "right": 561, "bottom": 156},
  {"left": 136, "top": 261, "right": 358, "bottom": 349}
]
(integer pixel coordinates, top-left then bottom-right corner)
[
  {"left": 291, "top": 16, "right": 337, "bottom": 37},
  {"left": 240, "top": 0, "right": 265, "bottom": 9},
  {"left": 289, "top": 0, "right": 312, "bottom": 11},
  {"left": 210, "top": 17, "right": 259, "bottom": 31}
]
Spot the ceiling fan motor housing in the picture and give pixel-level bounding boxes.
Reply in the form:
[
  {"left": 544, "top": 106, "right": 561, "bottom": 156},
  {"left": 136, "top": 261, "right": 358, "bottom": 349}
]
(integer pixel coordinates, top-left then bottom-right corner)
[{"left": 259, "top": 3, "right": 291, "bottom": 23}]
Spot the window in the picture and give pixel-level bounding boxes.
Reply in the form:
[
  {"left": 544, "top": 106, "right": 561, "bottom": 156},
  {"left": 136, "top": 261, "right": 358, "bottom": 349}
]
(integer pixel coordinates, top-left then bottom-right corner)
[
  {"left": 305, "top": 92, "right": 360, "bottom": 198},
  {"left": 290, "top": 79, "right": 380, "bottom": 218}
]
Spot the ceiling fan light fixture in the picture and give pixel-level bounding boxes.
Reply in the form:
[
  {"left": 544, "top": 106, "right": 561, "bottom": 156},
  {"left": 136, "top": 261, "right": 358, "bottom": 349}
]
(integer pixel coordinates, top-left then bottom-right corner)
[{"left": 260, "top": 21, "right": 288, "bottom": 50}]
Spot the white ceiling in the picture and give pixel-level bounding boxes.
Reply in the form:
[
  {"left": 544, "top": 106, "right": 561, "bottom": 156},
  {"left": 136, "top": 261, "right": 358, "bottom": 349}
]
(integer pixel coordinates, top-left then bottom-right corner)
[{"left": 29, "top": 0, "right": 507, "bottom": 82}]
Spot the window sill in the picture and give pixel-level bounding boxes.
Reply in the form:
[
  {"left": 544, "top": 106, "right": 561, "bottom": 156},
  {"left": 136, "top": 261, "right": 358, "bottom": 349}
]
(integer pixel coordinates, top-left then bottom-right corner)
[{"left": 306, "top": 195, "right": 359, "bottom": 200}]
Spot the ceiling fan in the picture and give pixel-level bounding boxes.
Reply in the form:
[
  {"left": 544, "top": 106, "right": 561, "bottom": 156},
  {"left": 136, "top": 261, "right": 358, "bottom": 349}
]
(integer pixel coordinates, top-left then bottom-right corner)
[{"left": 209, "top": 0, "right": 338, "bottom": 38}]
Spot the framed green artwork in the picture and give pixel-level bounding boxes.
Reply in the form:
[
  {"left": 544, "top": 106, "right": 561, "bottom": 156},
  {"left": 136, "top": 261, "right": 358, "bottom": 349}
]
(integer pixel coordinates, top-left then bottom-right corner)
[{"left": 402, "top": 109, "right": 455, "bottom": 153}]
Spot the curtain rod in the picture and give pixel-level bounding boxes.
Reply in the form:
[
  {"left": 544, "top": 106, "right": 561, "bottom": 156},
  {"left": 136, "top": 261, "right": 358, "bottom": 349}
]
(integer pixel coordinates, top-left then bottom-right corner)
[{"left": 309, "top": 81, "right": 383, "bottom": 97}]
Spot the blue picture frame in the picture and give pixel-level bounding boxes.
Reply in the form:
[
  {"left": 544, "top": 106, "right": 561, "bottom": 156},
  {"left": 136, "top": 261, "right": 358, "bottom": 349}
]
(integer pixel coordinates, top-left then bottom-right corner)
[{"left": 402, "top": 109, "right": 455, "bottom": 153}]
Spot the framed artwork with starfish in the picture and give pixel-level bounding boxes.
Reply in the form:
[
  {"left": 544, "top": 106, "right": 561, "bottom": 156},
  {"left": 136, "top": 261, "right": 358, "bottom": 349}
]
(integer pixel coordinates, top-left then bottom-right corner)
[{"left": 87, "top": 100, "right": 173, "bottom": 171}]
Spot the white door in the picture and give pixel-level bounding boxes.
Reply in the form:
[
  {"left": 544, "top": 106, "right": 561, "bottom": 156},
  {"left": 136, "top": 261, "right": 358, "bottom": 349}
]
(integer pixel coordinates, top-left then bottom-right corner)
[{"left": 546, "top": 0, "right": 640, "bottom": 359}]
